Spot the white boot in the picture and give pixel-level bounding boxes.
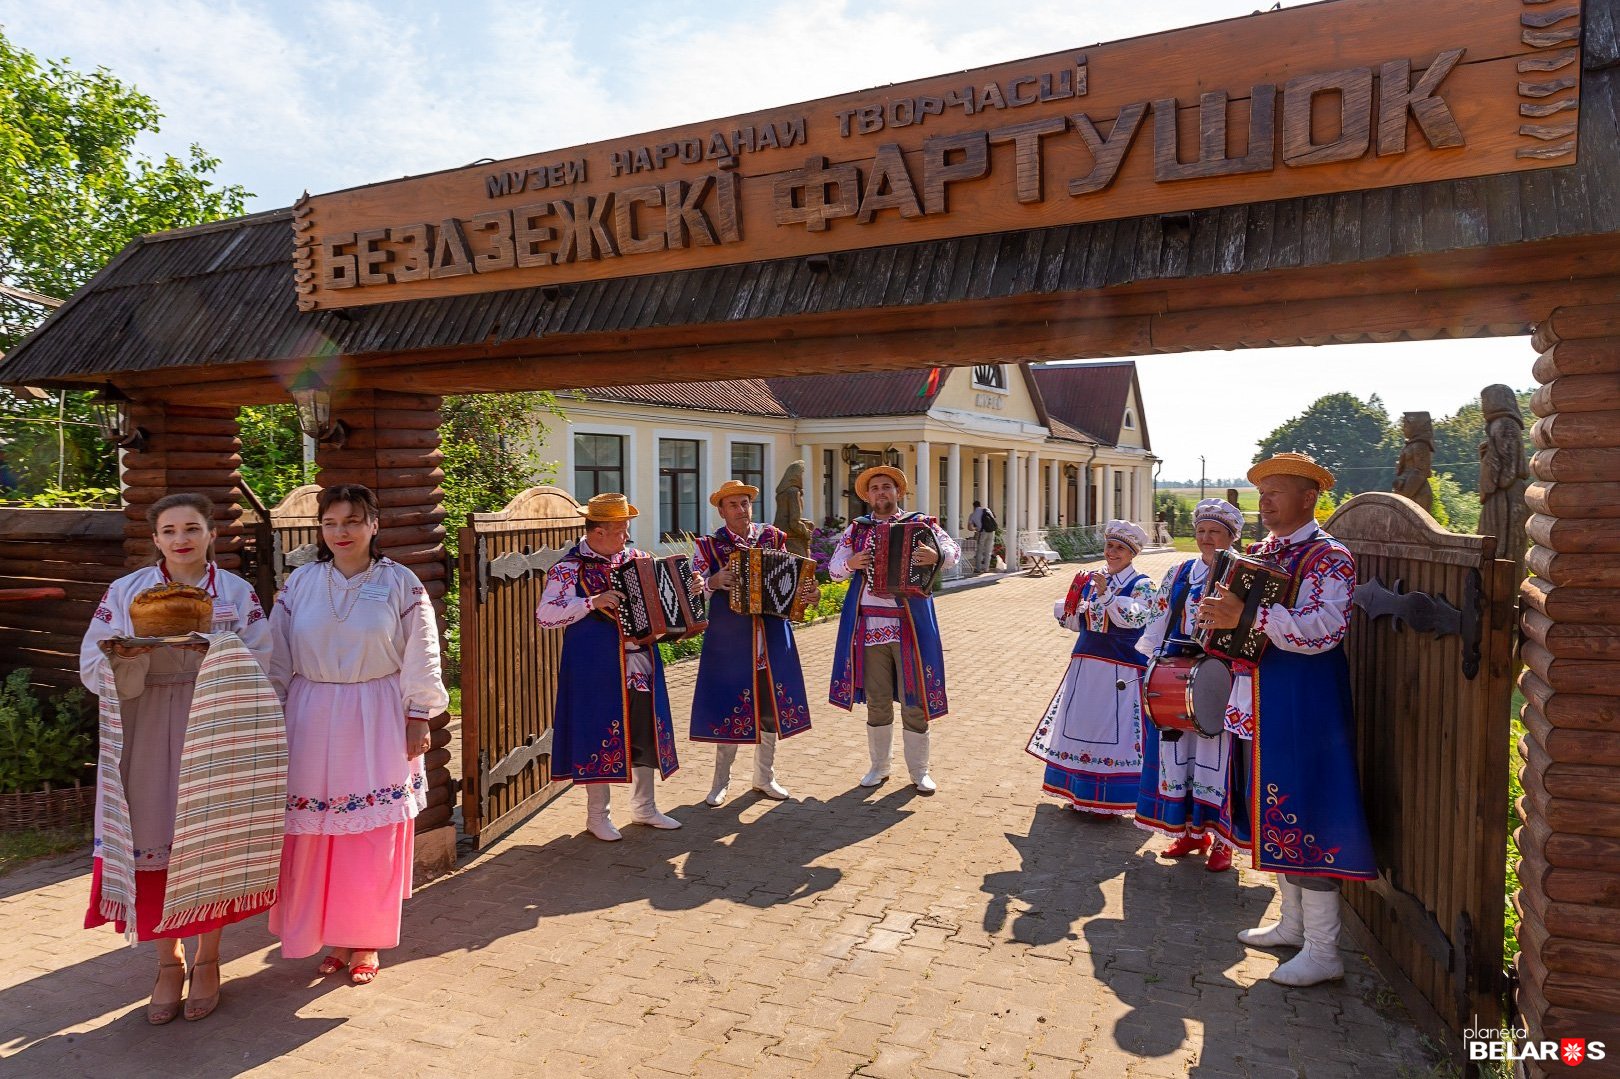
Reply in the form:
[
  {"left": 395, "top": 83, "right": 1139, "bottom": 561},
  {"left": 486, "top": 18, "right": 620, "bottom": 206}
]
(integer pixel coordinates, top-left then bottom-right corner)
[
  {"left": 1238, "top": 879, "right": 1304, "bottom": 947},
  {"left": 752, "top": 733, "right": 790, "bottom": 800},
  {"left": 1269, "top": 889, "right": 1346, "bottom": 987},
  {"left": 629, "top": 766, "right": 681, "bottom": 829},
  {"left": 584, "top": 784, "right": 621, "bottom": 842},
  {"left": 860, "top": 724, "right": 893, "bottom": 787},
  {"left": 901, "top": 728, "right": 937, "bottom": 794},
  {"left": 706, "top": 744, "right": 739, "bottom": 806}
]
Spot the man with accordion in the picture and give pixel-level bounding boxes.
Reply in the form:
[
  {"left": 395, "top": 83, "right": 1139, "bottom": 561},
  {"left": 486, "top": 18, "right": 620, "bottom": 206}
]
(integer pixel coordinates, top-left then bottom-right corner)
[
  {"left": 689, "top": 479, "right": 819, "bottom": 807},
  {"left": 536, "top": 493, "right": 684, "bottom": 842},
  {"left": 828, "top": 465, "right": 960, "bottom": 794},
  {"left": 1198, "top": 453, "right": 1376, "bottom": 987}
]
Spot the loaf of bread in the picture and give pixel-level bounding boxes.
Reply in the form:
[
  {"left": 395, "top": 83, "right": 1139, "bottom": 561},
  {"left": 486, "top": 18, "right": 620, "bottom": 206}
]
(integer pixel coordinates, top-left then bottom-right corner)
[{"left": 129, "top": 583, "right": 213, "bottom": 637}]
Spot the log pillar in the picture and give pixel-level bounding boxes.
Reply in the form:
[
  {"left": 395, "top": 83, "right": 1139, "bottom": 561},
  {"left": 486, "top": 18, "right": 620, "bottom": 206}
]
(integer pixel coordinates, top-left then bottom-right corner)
[
  {"left": 1516, "top": 303, "right": 1620, "bottom": 1065},
  {"left": 119, "top": 403, "right": 244, "bottom": 570},
  {"left": 315, "top": 388, "right": 454, "bottom": 876}
]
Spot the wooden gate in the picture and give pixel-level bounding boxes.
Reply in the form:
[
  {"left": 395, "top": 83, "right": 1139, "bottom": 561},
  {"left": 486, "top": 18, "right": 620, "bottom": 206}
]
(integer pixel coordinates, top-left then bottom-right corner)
[
  {"left": 1324, "top": 493, "right": 1517, "bottom": 1044},
  {"left": 458, "top": 486, "right": 583, "bottom": 847}
]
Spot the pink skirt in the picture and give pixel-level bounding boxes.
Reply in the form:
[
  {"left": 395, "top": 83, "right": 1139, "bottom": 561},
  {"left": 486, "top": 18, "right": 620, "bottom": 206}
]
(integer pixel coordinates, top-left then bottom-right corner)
[{"left": 269, "top": 824, "right": 414, "bottom": 958}]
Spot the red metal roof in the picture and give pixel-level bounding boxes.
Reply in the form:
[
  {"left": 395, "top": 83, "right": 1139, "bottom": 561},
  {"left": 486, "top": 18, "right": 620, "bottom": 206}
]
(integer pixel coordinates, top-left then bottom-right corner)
[
  {"left": 579, "top": 379, "right": 790, "bottom": 416},
  {"left": 1030, "top": 362, "right": 1149, "bottom": 451}
]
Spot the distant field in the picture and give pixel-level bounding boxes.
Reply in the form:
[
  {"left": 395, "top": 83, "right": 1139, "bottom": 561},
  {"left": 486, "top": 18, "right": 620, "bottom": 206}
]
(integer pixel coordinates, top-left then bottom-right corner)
[{"left": 1159, "top": 486, "right": 1258, "bottom": 511}]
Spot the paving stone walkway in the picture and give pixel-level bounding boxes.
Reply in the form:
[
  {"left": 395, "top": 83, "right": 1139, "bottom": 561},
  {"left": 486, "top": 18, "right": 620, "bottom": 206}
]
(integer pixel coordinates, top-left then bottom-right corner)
[{"left": 0, "top": 553, "right": 1444, "bottom": 1077}]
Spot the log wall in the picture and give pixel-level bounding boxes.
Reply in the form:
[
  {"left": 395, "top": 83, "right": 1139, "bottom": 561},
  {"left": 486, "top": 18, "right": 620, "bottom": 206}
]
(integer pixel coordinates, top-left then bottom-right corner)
[
  {"left": 0, "top": 509, "right": 126, "bottom": 693},
  {"left": 1517, "top": 302, "right": 1620, "bottom": 1068},
  {"left": 119, "top": 404, "right": 246, "bottom": 570}
]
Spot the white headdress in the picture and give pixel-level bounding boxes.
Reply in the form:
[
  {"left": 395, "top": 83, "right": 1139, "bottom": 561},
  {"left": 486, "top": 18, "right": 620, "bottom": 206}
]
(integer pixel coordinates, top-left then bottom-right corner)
[
  {"left": 1193, "top": 498, "right": 1245, "bottom": 538},
  {"left": 1104, "top": 519, "right": 1149, "bottom": 554}
]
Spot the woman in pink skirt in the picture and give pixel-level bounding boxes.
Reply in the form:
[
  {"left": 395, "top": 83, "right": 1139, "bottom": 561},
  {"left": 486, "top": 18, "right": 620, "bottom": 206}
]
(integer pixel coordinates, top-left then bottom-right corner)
[{"left": 268, "top": 483, "right": 447, "bottom": 984}]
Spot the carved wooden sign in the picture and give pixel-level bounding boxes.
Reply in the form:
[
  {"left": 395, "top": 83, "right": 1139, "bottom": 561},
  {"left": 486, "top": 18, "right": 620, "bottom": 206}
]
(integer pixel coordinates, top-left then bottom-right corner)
[{"left": 295, "top": 0, "right": 1582, "bottom": 311}]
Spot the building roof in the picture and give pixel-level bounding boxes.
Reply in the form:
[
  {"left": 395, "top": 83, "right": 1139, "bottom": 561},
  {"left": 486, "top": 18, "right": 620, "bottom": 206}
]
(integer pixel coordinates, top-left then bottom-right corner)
[
  {"left": 766, "top": 369, "right": 941, "bottom": 418},
  {"left": 579, "top": 379, "right": 790, "bottom": 416},
  {"left": 1031, "top": 362, "right": 1150, "bottom": 451}
]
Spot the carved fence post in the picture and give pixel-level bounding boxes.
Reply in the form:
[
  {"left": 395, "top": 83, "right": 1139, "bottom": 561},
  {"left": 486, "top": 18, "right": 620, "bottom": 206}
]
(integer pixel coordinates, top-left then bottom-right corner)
[{"left": 1516, "top": 303, "right": 1620, "bottom": 1062}]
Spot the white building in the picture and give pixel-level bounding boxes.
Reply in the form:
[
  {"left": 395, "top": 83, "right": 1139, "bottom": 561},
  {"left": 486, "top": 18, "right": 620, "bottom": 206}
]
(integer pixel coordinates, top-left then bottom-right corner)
[{"left": 535, "top": 360, "right": 1157, "bottom": 564}]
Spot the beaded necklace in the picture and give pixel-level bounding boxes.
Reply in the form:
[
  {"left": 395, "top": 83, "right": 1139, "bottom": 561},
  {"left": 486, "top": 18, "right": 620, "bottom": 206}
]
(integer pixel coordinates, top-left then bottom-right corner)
[{"left": 325, "top": 559, "right": 379, "bottom": 622}]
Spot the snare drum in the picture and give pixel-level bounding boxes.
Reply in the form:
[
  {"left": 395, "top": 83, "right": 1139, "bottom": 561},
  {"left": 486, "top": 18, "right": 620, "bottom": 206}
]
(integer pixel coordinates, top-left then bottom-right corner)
[{"left": 1142, "top": 653, "right": 1231, "bottom": 738}]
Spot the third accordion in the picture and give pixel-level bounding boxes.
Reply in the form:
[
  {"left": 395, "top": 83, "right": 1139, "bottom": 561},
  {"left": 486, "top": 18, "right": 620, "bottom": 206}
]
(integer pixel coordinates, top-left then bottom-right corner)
[
  {"left": 613, "top": 554, "right": 708, "bottom": 645},
  {"left": 867, "top": 520, "right": 942, "bottom": 600},
  {"left": 727, "top": 548, "right": 817, "bottom": 621}
]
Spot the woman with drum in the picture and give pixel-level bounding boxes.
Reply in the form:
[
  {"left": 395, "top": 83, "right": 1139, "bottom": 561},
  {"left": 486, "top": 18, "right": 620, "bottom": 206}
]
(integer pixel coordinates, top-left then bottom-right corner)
[
  {"left": 1026, "top": 520, "right": 1156, "bottom": 816},
  {"left": 1133, "top": 499, "right": 1245, "bottom": 872}
]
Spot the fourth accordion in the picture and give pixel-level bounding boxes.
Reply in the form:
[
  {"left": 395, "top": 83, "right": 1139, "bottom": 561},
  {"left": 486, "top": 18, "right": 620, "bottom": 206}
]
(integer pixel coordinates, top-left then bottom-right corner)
[
  {"left": 727, "top": 548, "right": 817, "bottom": 621},
  {"left": 613, "top": 554, "right": 708, "bottom": 645},
  {"left": 867, "top": 520, "right": 942, "bottom": 600},
  {"left": 1194, "top": 549, "right": 1293, "bottom": 664}
]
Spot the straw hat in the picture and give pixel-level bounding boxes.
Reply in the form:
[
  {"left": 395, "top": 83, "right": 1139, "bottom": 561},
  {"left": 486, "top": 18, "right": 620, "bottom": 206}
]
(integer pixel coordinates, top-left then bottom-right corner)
[
  {"left": 855, "top": 465, "right": 908, "bottom": 502},
  {"left": 576, "top": 492, "right": 639, "bottom": 521},
  {"left": 709, "top": 479, "right": 760, "bottom": 507},
  {"left": 1247, "top": 452, "right": 1335, "bottom": 492}
]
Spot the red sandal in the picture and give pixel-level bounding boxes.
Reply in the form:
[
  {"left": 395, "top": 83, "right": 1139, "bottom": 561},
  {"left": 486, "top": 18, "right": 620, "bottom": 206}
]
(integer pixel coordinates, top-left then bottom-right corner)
[
  {"left": 316, "top": 953, "right": 349, "bottom": 976},
  {"left": 1163, "top": 834, "right": 1211, "bottom": 859},
  {"left": 349, "top": 956, "right": 380, "bottom": 985}
]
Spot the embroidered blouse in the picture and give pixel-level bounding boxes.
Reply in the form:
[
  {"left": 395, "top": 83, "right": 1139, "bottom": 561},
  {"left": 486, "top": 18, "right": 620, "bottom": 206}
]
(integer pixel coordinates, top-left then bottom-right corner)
[
  {"left": 1135, "top": 557, "right": 1210, "bottom": 658},
  {"left": 692, "top": 523, "right": 781, "bottom": 672},
  {"left": 829, "top": 512, "right": 960, "bottom": 647},
  {"left": 268, "top": 557, "right": 449, "bottom": 720},
  {"left": 81, "top": 563, "right": 272, "bottom": 699},
  {"left": 1053, "top": 568, "right": 1155, "bottom": 634},
  {"left": 1223, "top": 520, "right": 1356, "bottom": 739},
  {"left": 535, "top": 536, "right": 655, "bottom": 692}
]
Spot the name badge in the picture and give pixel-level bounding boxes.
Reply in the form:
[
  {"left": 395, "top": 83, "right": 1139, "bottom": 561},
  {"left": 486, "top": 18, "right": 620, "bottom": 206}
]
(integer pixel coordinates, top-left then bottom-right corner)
[
  {"left": 211, "top": 602, "right": 239, "bottom": 623},
  {"left": 359, "top": 583, "right": 392, "bottom": 603}
]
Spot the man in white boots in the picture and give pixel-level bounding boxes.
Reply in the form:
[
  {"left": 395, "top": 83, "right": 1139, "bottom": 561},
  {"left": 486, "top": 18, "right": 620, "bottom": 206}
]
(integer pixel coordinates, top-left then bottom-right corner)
[
  {"left": 1200, "top": 453, "right": 1377, "bottom": 987},
  {"left": 689, "top": 479, "right": 819, "bottom": 807},
  {"left": 827, "top": 466, "right": 959, "bottom": 794},
  {"left": 537, "top": 492, "right": 682, "bottom": 841}
]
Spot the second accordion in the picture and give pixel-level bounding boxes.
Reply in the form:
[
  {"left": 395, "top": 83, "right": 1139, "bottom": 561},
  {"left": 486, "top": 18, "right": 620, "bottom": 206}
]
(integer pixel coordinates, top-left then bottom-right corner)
[
  {"left": 867, "top": 520, "right": 942, "bottom": 600},
  {"left": 1194, "top": 549, "right": 1293, "bottom": 664},
  {"left": 727, "top": 548, "right": 817, "bottom": 621},
  {"left": 613, "top": 554, "right": 709, "bottom": 645}
]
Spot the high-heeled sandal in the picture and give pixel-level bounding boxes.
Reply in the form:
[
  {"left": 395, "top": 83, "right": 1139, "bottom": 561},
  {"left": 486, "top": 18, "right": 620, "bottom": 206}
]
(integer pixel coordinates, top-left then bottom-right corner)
[
  {"left": 148, "top": 960, "right": 186, "bottom": 1025},
  {"left": 349, "top": 954, "right": 380, "bottom": 985},
  {"left": 317, "top": 953, "right": 349, "bottom": 976},
  {"left": 184, "top": 958, "right": 220, "bottom": 1021}
]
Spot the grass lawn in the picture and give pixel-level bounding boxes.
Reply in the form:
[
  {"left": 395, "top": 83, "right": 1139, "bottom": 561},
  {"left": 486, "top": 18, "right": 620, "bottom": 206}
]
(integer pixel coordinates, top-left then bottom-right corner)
[
  {"left": 1161, "top": 486, "right": 1258, "bottom": 512},
  {"left": 0, "top": 824, "right": 91, "bottom": 877}
]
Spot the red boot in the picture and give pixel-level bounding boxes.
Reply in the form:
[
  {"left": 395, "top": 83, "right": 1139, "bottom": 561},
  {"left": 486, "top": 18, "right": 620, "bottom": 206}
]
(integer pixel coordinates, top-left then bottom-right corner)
[
  {"left": 1163, "top": 834, "right": 1211, "bottom": 859},
  {"left": 1206, "top": 842, "right": 1233, "bottom": 873}
]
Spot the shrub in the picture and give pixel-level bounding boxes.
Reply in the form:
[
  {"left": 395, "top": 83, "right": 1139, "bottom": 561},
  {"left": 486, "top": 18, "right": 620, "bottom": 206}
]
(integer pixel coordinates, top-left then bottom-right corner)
[{"left": 0, "top": 670, "right": 94, "bottom": 794}]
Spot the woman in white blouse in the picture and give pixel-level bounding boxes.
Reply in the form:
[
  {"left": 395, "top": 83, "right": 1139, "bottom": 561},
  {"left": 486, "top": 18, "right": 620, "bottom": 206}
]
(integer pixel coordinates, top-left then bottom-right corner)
[
  {"left": 80, "top": 492, "right": 272, "bottom": 1023},
  {"left": 267, "top": 483, "right": 447, "bottom": 985}
]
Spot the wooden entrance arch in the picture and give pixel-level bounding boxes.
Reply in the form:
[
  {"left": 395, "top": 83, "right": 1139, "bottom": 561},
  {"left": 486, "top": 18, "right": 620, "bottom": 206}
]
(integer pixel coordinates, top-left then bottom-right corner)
[{"left": 3, "top": 0, "right": 1619, "bottom": 1066}]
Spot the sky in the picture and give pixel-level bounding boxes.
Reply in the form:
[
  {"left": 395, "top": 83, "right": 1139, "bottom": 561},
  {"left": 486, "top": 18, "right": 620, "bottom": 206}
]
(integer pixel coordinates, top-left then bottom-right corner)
[{"left": 4, "top": 0, "right": 1538, "bottom": 481}]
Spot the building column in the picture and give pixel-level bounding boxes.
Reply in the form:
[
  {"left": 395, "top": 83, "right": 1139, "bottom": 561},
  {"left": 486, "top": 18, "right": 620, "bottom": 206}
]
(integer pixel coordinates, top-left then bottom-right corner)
[
  {"left": 1047, "top": 460, "right": 1061, "bottom": 526},
  {"left": 315, "top": 388, "right": 454, "bottom": 874},
  {"left": 120, "top": 403, "right": 245, "bottom": 572},
  {"left": 1006, "top": 450, "right": 1021, "bottom": 568},
  {"left": 946, "top": 442, "right": 962, "bottom": 534},
  {"left": 914, "top": 439, "right": 931, "bottom": 515},
  {"left": 1100, "top": 464, "right": 1114, "bottom": 521},
  {"left": 1026, "top": 451, "right": 1041, "bottom": 532},
  {"left": 1517, "top": 309, "right": 1620, "bottom": 1053},
  {"left": 797, "top": 441, "right": 814, "bottom": 525},
  {"left": 975, "top": 452, "right": 989, "bottom": 515}
]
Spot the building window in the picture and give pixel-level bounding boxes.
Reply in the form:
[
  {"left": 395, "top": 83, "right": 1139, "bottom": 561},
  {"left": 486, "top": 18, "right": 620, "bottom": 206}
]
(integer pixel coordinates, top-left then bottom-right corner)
[
  {"left": 659, "top": 438, "right": 702, "bottom": 540},
  {"left": 731, "top": 442, "right": 766, "bottom": 516},
  {"left": 972, "top": 364, "right": 1007, "bottom": 391},
  {"left": 939, "top": 456, "right": 949, "bottom": 522},
  {"left": 1123, "top": 408, "right": 1136, "bottom": 430},
  {"left": 822, "top": 449, "right": 836, "bottom": 527},
  {"left": 574, "top": 433, "right": 624, "bottom": 500}
]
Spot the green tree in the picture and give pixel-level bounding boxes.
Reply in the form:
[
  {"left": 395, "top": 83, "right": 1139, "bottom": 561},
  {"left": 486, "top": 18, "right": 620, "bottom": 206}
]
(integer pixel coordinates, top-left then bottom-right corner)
[
  {"left": 0, "top": 29, "right": 249, "bottom": 497},
  {"left": 1431, "top": 471, "right": 1479, "bottom": 534},
  {"left": 236, "top": 405, "right": 311, "bottom": 506},
  {"left": 1254, "top": 393, "right": 1400, "bottom": 497},
  {"left": 1432, "top": 388, "right": 1535, "bottom": 494},
  {"left": 1154, "top": 490, "right": 1193, "bottom": 536}
]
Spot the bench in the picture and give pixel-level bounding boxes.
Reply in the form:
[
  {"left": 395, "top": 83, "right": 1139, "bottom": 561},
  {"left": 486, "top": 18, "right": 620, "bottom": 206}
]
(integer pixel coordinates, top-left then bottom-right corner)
[{"left": 1018, "top": 531, "right": 1060, "bottom": 577}]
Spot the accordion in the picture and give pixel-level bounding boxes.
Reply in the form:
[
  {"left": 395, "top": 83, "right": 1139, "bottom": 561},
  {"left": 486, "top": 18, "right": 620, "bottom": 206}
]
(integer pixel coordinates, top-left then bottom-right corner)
[
  {"left": 728, "top": 548, "right": 817, "bottom": 621},
  {"left": 1194, "top": 550, "right": 1294, "bottom": 664},
  {"left": 867, "top": 521, "right": 941, "bottom": 600},
  {"left": 613, "top": 554, "right": 709, "bottom": 646}
]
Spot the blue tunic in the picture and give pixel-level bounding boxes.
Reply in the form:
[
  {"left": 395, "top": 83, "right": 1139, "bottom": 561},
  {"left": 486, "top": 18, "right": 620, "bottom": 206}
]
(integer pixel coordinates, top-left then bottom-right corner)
[{"left": 689, "top": 526, "right": 812, "bottom": 743}]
